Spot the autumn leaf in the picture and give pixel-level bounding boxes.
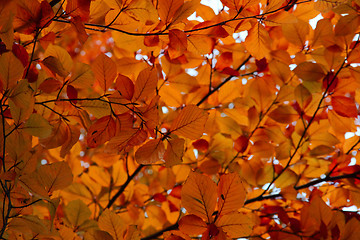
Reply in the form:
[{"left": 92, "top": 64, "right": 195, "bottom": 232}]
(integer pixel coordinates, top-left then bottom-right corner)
[
  {"left": 91, "top": 53, "right": 117, "bottom": 91},
  {"left": 133, "top": 67, "right": 158, "bottom": 102},
  {"left": 216, "top": 213, "right": 253, "bottom": 238},
  {"left": 65, "top": 199, "right": 91, "bottom": 227},
  {"left": 331, "top": 96, "right": 358, "bottom": 118},
  {"left": 178, "top": 214, "right": 207, "bottom": 235},
  {"left": 87, "top": 115, "right": 116, "bottom": 148},
  {"left": 98, "top": 209, "right": 126, "bottom": 240},
  {"left": 169, "top": 105, "right": 208, "bottom": 139},
  {"left": 135, "top": 139, "right": 166, "bottom": 164},
  {"left": 217, "top": 173, "right": 246, "bottom": 216},
  {"left": 0, "top": 52, "right": 24, "bottom": 90},
  {"left": 181, "top": 171, "right": 217, "bottom": 222},
  {"left": 23, "top": 113, "right": 52, "bottom": 138}
]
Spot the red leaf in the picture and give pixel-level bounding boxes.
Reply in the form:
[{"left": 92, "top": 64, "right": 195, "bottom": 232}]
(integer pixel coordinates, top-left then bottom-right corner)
[
  {"left": 39, "top": 78, "right": 62, "bottom": 93},
  {"left": 220, "top": 67, "right": 239, "bottom": 76},
  {"left": 144, "top": 35, "right": 159, "bottom": 47},
  {"left": 192, "top": 139, "right": 209, "bottom": 152},
  {"left": 323, "top": 72, "right": 338, "bottom": 92},
  {"left": 234, "top": 136, "right": 249, "bottom": 153},
  {"left": 331, "top": 96, "right": 358, "bottom": 118},
  {"left": 67, "top": 85, "right": 78, "bottom": 104},
  {"left": 255, "top": 58, "right": 268, "bottom": 72},
  {"left": 12, "top": 43, "right": 28, "bottom": 67},
  {"left": 153, "top": 193, "right": 167, "bottom": 202}
]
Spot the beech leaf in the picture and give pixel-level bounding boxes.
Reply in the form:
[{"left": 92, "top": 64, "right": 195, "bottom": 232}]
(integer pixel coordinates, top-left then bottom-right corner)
[{"left": 170, "top": 105, "right": 208, "bottom": 139}]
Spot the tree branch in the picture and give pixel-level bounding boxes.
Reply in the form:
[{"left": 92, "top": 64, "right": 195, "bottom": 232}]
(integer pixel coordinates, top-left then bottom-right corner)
[
  {"left": 106, "top": 165, "right": 144, "bottom": 209},
  {"left": 196, "top": 55, "right": 252, "bottom": 106}
]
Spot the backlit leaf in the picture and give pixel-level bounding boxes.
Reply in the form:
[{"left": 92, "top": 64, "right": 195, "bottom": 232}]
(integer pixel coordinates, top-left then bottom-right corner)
[
  {"left": 331, "top": 96, "right": 358, "bottom": 118},
  {"left": 294, "top": 62, "right": 326, "bottom": 81},
  {"left": 269, "top": 105, "right": 299, "bottom": 123},
  {"left": 181, "top": 171, "right": 217, "bottom": 222},
  {"left": 170, "top": 105, "right": 208, "bottom": 139},
  {"left": 0, "top": 52, "right": 24, "bottom": 90},
  {"left": 218, "top": 173, "right": 246, "bottom": 216},
  {"left": 87, "top": 115, "right": 116, "bottom": 148},
  {"left": 164, "top": 138, "right": 185, "bottom": 167},
  {"left": 216, "top": 213, "right": 254, "bottom": 238},
  {"left": 133, "top": 67, "right": 158, "bottom": 102},
  {"left": 65, "top": 199, "right": 91, "bottom": 227},
  {"left": 178, "top": 214, "right": 207, "bottom": 235},
  {"left": 135, "top": 139, "right": 165, "bottom": 164},
  {"left": 98, "top": 209, "right": 126, "bottom": 240},
  {"left": 23, "top": 113, "right": 52, "bottom": 138},
  {"left": 92, "top": 53, "right": 117, "bottom": 91},
  {"left": 244, "top": 22, "right": 271, "bottom": 59}
]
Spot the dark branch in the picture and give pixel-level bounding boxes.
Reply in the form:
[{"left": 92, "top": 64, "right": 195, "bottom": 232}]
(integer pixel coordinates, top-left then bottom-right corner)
[{"left": 106, "top": 165, "right": 144, "bottom": 209}]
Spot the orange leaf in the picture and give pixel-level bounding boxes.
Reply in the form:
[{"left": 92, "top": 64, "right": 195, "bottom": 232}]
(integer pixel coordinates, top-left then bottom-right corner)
[
  {"left": 234, "top": 136, "right": 249, "bottom": 153},
  {"left": 0, "top": 52, "right": 24, "bottom": 90},
  {"left": 331, "top": 96, "right": 358, "bottom": 118},
  {"left": 87, "top": 115, "right": 116, "bottom": 148},
  {"left": 181, "top": 171, "right": 217, "bottom": 222},
  {"left": 218, "top": 173, "right": 246, "bottom": 216},
  {"left": 158, "top": 0, "right": 183, "bottom": 24},
  {"left": 216, "top": 213, "right": 253, "bottom": 238},
  {"left": 38, "top": 78, "right": 62, "bottom": 94},
  {"left": 135, "top": 139, "right": 165, "bottom": 164},
  {"left": 41, "top": 56, "right": 69, "bottom": 77},
  {"left": 294, "top": 84, "right": 312, "bottom": 109},
  {"left": 293, "top": 62, "right": 325, "bottom": 81},
  {"left": 66, "top": 0, "right": 91, "bottom": 21},
  {"left": 178, "top": 214, "right": 207, "bottom": 235},
  {"left": 92, "top": 53, "right": 117, "bottom": 91},
  {"left": 133, "top": 67, "right": 158, "bottom": 102},
  {"left": 269, "top": 105, "right": 299, "bottom": 124},
  {"left": 244, "top": 22, "right": 271, "bottom": 59},
  {"left": 168, "top": 29, "right": 188, "bottom": 59},
  {"left": 115, "top": 74, "right": 134, "bottom": 100},
  {"left": 170, "top": 105, "right": 208, "bottom": 139},
  {"left": 164, "top": 138, "right": 185, "bottom": 167}
]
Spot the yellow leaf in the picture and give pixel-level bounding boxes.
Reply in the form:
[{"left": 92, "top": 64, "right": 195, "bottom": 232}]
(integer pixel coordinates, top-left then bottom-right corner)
[
  {"left": 170, "top": 105, "right": 208, "bottom": 140},
  {"left": 244, "top": 22, "right": 271, "bottom": 59},
  {"left": 294, "top": 84, "right": 312, "bottom": 109},
  {"left": 181, "top": 171, "right": 217, "bottom": 222},
  {"left": 65, "top": 199, "right": 91, "bottom": 227},
  {"left": 135, "top": 139, "right": 165, "bottom": 164},
  {"left": 44, "top": 44, "right": 73, "bottom": 73},
  {"left": 69, "top": 62, "right": 94, "bottom": 89},
  {"left": 98, "top": 209, "right": 126, "bottom": 240},
  {"left": 92, "top": 53, "right": 117, "bottom": 91},
  {"left": 133, "top": 67, "right": 158, "bottom": 102},
  {"left": 80, "top": 98, "right": 111, "bottom": 118},
  {"left": 274, "top": 169, "right": 297, "bottom": 188},
  {"left": 216, "top": 213, "right": 254, "bottom": 238},
  {"left": 0, "top": 52, "right": 24, "bottom": 90},
  {"left": 218, "top": 173, "right": 246, "bottom": 216},
  {"left": 23, "top": 113, "right": 52, "bottom": 138},
  {"left": 126, "top": 0, "right": 158, "bottom": 24}
]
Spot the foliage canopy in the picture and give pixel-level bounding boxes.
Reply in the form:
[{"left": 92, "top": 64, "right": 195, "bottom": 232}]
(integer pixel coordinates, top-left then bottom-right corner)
[{"left": 1, "top": 0, "right": 360, "bottom": 239}]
